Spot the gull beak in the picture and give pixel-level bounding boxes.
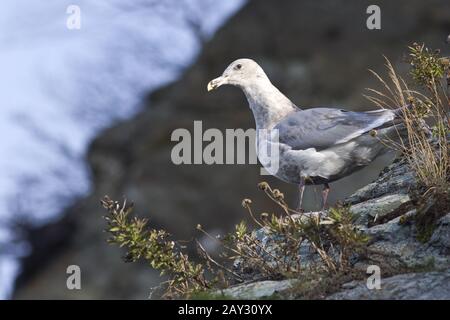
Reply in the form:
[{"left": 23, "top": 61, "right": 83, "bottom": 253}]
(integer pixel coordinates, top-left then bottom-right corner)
[{"left": 207, "top": 76, "right": 226, "bottom": 92}]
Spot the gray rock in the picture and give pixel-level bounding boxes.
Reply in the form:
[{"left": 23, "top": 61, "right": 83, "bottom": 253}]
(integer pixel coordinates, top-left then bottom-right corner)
[
  {"left": 327, "top": 269, "right": 450, "bottom": 300},
  {"left": 365, "top": 214, "right": 450, "bottom": 270},
  {"left": 345, "top": 159, "right": 415, "bottom": 205},
  {"left": 351, "top": 194, "right": 411, "bottom": 226},
  {"left": 429, "top": 214, "right": 450, "bottom": 253},
  {"left": 218, "top": 279, "right": 298, "bottom": 299}
]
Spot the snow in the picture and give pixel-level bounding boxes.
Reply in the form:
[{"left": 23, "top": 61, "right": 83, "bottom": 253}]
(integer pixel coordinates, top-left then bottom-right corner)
[{"left": 0, "top": 0, "right": 244, "bottom": 299}]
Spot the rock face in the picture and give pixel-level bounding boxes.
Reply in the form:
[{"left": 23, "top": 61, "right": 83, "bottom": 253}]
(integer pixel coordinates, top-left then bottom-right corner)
[
  {"left": 348, "top": 160, "right": 449, "bottom": 272},
  {"left": 327, "top": 270, "right": 450, "bottom": 300},
  {"left": 13, "top": 0, "right": 450, "bottom": 299},
  {"left": 219, "top": 279, "right": 299, "bottom": 300},
  {"left": 223, "top": 159, "right": 450, "bottom": 300},
  {"left": 363, "top": 214, "right": 450, "bottom": 271}
]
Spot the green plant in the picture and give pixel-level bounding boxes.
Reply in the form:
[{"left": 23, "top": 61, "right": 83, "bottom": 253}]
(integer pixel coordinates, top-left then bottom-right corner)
[
  {"left": 101, "top": 196, "right": 210, "bottom": 298},
  {"left": 409, "top": 43, "right": 448, "bottom": 90}
]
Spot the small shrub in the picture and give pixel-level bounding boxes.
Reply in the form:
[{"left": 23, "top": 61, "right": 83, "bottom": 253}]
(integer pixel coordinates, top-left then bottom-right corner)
[{"left": 101, "top": 196, "right": 210, "bottom": 298}]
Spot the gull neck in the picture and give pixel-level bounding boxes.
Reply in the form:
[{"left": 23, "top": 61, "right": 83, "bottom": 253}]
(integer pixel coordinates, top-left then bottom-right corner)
[{"left": 241, "top": 79, "right": 297, "bottom": 130}]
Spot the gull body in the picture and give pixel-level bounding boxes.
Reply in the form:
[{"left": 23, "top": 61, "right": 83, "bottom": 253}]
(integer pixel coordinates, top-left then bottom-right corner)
[{"left": 207, "top": 58, "right": 404, "bottom": 209}]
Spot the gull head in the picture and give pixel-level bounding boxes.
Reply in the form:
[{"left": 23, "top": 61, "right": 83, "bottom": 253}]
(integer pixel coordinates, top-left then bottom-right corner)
[{"left": 207, "top": 58, "right": 268, "bottom": 92}]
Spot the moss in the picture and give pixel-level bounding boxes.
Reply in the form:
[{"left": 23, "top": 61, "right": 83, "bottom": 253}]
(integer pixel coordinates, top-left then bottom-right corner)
[
  {"left": 413, "top": 191, "right": 449, "bottom": 243},
  {"left": 257, "top": 293, "right": 282, "bottom": 300},
  {"left": 399, "top": 213, "right": 412, "bottom": 225},
  {"left": 408, "top": 257, "right": 436, "bottom": 273},
  {"left": 279, "top": 270, "right": 365, "bottom": 300},
  {"left": 189, "top": 291, "right": 235, "bottom": 300},
  {"left": 191, "top": 287, "right": 285, "bottom": 300},
  {"left": 416, "top": 222, "right": 436, "bottom": 243}
]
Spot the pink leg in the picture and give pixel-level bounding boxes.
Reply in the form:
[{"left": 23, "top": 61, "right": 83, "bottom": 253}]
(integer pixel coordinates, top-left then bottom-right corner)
[
  {"left": 297, "top": 177, "right": 306, "bottom": 212},
  {"left": 321, "top": 183, "right": 330, "bottom": 210}
]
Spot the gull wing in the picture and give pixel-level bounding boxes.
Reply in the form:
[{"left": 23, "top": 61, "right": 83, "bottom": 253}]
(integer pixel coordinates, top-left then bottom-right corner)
[{"left": 274, "top": 107, "right": 397, "bottom": 151}]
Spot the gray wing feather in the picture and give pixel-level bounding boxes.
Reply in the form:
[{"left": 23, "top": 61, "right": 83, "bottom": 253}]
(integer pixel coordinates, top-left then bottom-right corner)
[{"left": 274, "top": 107, "right": 396, "bottom": 151}]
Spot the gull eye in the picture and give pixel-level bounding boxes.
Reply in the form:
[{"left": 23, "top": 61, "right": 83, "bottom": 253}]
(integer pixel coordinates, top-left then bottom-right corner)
[{"left": 235, "top": 63, "right": 242, "bottom": 70}]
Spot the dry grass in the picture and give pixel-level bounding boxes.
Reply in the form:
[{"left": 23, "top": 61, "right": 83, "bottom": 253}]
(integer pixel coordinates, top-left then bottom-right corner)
[{"left": 365, "top": 44, "right": 449, "bottom": 196}]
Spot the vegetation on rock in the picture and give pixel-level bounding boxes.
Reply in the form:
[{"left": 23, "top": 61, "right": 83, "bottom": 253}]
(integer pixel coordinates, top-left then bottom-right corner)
[{"left": 367, "top": 43, "right": 449, "bottom": 242}]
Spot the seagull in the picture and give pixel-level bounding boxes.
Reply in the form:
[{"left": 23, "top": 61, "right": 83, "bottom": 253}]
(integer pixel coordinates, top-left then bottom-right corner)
[{"left": 207, "top": 58, "right": 405, "bottom": 211}]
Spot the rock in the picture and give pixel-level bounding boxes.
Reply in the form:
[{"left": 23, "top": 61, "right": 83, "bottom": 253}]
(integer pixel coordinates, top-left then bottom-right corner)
[
  {"left": 351, "top": 193, "right": 411, "bottom": 226},
  {"left": 429, "top": 214, "right": 450, "bottom": 253},
  {"left": 345, "top": 159, "right": 416, "bottom": 205},
  {"left": 364, "top": 213, "right": 450, "bottom": 271},
  {"left": 327, "top": 269, "right": 450, "bottom": 300},
  {"left": 218, "top": 279, "right": 298, "bottom": 300}
]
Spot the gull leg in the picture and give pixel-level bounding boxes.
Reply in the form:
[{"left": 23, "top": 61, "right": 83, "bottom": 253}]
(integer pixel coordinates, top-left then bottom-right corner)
[
  {"left": 321, "top": 183, "right": 330, "bottom": 211},
  {"left": 296, "top": 177, "right": 306, "bottom": 212}
]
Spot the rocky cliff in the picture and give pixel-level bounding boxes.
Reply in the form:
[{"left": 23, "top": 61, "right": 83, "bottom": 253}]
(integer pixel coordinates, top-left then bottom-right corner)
[{"left": 13, "top": 0, "right": 450, "bottom": 299}]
